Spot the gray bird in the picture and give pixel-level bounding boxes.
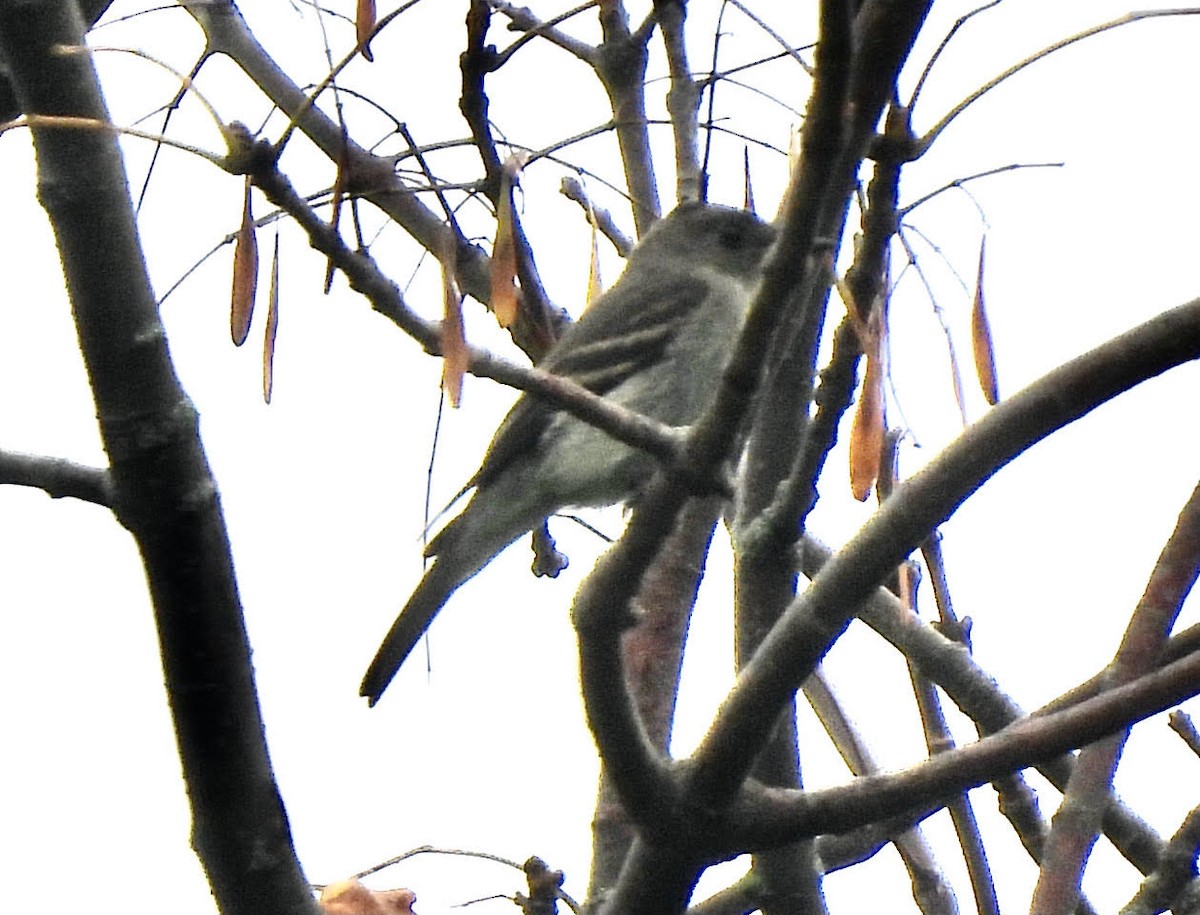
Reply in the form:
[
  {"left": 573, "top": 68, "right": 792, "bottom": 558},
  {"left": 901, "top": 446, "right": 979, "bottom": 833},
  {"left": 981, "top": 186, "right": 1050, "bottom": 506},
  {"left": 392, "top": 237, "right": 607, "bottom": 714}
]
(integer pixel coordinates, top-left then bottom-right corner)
[{"left": 361, "top": 202, "right": 776, "bottom": 705}]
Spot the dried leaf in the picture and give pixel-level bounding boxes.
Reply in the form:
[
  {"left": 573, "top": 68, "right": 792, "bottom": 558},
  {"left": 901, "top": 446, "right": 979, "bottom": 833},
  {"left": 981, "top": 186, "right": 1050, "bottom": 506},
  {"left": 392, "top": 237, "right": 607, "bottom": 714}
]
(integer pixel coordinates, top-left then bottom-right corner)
[
  {"left": 585, "top": 196, "right": 603, "bottom": 308},
  {"left": 356, "top": 0, "right": 377, "bottom": 62},
  {"left": 933, "top": 296, "right": 968, "bottom": 425},
  {"left": 490, "top": 195, "right": 518, "bottom": 327},
  {"left": 230, "top": 175, "right": 257, "bottom": 346},
  {"left": 320, "top": 878, "right": 417, "bottom": 915},
  {"left": 489, "top": 154, "right": 528, "bottom": 328},
  {"left": 971, "top": 236, "right": 1000, "bottom": 405},
  {"left": 849, "top": 313, "right": 884, "bottom": 502},
  {"left": 263, "top": 231, "right": 280, "bottom": 404},
  {"left": 440, "top": 241, "right": 468, "bottom": 407}
]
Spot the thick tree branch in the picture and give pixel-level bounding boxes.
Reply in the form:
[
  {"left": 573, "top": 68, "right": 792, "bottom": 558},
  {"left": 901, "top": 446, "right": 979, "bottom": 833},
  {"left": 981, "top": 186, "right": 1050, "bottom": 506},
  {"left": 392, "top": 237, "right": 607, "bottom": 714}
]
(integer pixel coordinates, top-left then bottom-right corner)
[
  {"left": 0, "top": 5, "right": 318, "bottom": 915},
  {"left": 654, "top": 0, "right": 703, "bottom": 204},
  {"left": 722, "top": 642, "right": 1200, "bottom": 849},
  {"left": 595, "top": 1, "right": 660, "bottom": 232},
  {"left": 586, "top": 497, "right": 725, "bottom": 901},
  {"left": 0, "top": 0, "right": 113, "bottom": 121},
  {"left": 580, "top": 6, "right": 933, "bottom": 913},
  {"left": 674, "top": 0, "right": 931, "bottom": 805}
]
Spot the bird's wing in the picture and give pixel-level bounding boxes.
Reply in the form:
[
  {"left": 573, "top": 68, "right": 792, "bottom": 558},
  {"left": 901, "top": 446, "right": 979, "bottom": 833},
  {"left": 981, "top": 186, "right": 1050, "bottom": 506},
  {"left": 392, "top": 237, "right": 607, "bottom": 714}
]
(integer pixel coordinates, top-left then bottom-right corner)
[{"left": 471, "top": 270, "right": 712, "bottom": 488}]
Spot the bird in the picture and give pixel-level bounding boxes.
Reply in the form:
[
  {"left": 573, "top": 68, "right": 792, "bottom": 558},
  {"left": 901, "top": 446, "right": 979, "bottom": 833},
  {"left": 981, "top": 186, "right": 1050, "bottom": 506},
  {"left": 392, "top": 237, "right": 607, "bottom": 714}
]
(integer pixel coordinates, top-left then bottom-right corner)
[{"left": 361, "top": 202, "right": 777, "bottom": 705}]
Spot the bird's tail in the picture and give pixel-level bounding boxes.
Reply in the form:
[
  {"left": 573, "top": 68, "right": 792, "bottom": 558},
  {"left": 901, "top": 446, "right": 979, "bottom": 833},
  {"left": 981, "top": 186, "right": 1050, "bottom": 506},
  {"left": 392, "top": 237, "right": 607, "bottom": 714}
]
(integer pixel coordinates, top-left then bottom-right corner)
[
  {"left": 359, "top": 497, "right": 533, "bottom": 706},
  {"left": 359, "top": 558, "right": 466, "bottom": 706}
]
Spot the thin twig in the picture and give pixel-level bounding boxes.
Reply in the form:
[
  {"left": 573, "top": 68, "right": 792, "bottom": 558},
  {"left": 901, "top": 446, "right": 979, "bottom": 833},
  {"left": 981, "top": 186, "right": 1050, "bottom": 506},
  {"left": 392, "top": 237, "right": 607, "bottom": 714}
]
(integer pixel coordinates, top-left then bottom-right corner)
[{"left": 920, "top": 9, "right": 1200, "bottom": 152}]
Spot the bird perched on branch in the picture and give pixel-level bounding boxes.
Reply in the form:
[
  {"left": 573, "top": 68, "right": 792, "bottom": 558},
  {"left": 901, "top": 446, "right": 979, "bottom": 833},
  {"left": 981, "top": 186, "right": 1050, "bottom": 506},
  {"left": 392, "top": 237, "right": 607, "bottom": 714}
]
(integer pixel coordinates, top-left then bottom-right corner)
[{"left": 361, "top": 202, "right": 776, "bottom": 705}]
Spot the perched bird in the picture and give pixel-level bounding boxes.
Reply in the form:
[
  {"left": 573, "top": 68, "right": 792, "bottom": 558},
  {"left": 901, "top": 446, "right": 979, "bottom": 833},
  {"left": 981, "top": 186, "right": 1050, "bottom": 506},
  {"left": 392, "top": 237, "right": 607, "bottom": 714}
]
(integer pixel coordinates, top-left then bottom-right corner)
[{"left": 361, "top": 202, "right": 776, "bottom": 705}]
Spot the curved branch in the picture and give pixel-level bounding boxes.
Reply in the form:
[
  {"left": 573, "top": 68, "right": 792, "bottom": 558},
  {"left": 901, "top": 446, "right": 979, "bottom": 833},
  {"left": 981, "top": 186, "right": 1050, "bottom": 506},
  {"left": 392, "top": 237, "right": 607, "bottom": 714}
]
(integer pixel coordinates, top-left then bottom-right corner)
[
  {"left": 918, "top": 9, "right": 1200, "bottom": 153},
  {"left": 801, "top": 535, "right": 1169, "bottom": 877},
  {"left": 728, "top": 643, "right": 1200, "bottom": 847},
  {"left": 691, "top": 296, "right": 1200, "bottom": 802}
]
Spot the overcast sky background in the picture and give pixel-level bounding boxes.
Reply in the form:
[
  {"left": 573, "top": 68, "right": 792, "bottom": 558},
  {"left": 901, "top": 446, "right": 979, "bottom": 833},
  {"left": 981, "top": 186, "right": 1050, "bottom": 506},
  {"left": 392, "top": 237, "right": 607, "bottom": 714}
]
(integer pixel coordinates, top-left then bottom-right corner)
[{"left": 2, "top": 2, "right": 1200, "bottom": 913}]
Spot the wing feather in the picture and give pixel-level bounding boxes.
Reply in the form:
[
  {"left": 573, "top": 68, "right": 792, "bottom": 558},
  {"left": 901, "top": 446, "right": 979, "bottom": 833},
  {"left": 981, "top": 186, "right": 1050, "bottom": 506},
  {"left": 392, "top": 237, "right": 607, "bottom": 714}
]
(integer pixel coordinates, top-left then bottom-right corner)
[{"left": 472, "top": 271, "right": 712, "bottom": 488}]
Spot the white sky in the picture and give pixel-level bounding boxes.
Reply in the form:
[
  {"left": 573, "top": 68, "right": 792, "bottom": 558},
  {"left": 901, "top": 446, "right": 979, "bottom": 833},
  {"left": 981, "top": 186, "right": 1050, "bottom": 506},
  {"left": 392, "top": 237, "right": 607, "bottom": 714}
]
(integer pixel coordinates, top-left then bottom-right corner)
[{"left": 2, "top": 2, "right": 1200, "bottom": 914}]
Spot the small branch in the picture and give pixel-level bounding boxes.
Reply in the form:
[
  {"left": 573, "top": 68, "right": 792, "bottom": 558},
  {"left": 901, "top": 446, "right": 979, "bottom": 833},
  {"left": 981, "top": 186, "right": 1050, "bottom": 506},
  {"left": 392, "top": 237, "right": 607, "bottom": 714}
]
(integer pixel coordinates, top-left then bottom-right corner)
[
  {"left": 490, "top": 0, "right": 599, "bottom": 65},
  {"left": 805, "top": 671, "right": 959, "bottom": 911},
  {"left": 0, "top": 449, "right": 113, "bottom": 508},
  {"left": 908, "top": 0, "right": 1002, "bottom": 108},
  {"left": 900, "top": 161, "right": 1064, "bottom": 217},
  {"left": 0, "top": 112, "right": 224, "bottom": 165},
  {"left": 459, "top": 0, "right": 556, "bottom": 352},
  {"left": 276, "top": 1, "right": 423, "bottom": 154},
  {"left": 725, "top": 0, "right": 814, "bottom": 75},
  {"left": 460, "top": 0, "right": 505, "bottom": 189},
  {"left": 188, "top": 2, "right": 505, "bottom": 325},
  {"left": 1168, "top": 710, "right": 1200, "bottom": 757},
  {"left": 560, "top": 175, "right": 635, "bottom": 256},
  {"left": 352, "top": 847, "right": 582, "bottom": 915},
  {"left": 908, "top": 532, "right": 997, "bottom": 915}
]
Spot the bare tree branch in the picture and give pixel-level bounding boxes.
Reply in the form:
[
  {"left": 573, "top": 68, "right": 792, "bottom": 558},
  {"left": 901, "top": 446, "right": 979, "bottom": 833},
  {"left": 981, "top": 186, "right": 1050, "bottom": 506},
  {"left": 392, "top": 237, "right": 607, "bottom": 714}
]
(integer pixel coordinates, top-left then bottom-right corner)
[
  {"left": 918, "top": 9, "right": 1200, "bottom": 153},
  {"left": 694, "top": 295, "right": 1200, "bottom": 807},
  {"left": 0, "top": 6, "right": 318, "bottom": 915},
  {"left": 0, "top": 449, "right": 112, "bottom": 508},
  {"left": 1032, "top": 479, "right": 1200, "bottom": 915}
]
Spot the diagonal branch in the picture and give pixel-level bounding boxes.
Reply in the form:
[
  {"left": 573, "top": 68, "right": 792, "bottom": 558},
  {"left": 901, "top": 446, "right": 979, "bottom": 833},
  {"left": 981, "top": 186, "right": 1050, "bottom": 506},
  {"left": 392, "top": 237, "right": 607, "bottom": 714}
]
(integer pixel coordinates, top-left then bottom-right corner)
[
  {"left": 187, "top": 1, "right": 558, "bottom": 357},
  {"left": 235, "top": 138, "right": 694, "bottom": 477},
  {"left": 1031, "top": 478, "right": 1200, "bottom": 915},
  {"left": 918, "top": 9, "right": 1200, "bottom": 153},
  {"left": 800, "top": 534, "right": 1170, "bottom": 877},
  {"left": 726, "top": 640, "right": 1200, "bottom": 848}
]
